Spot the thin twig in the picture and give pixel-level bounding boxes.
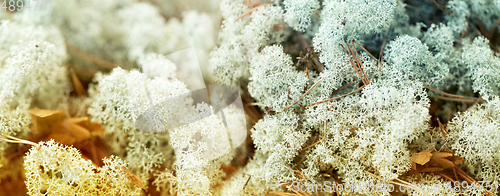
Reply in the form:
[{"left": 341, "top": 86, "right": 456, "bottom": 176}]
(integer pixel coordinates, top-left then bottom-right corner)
[
  {"left": 341, "top": 44, "right": 367, "bottom": 86},
  {"left": 454, "top": 166, "right": 494, "bottom": 196},
  {"left": 70, "top": 68, "right": 87, "bottom": 97},
  {"left": 0, "top": 133, "right": 40, "bottom": 150},
  {"left": 431, "top": 95, "right": 482, "bottom": 103},
  {"left": 331, "top": 80, "right": 359, "bottom": 97},
  {"left": 404, "top": 4, "right": 423, "bottom": 11},
  {"left": 307, "top": 85, "right": 364, "bottom": 107},
  {"left": 488, "top": 17, "right": 500, "bottom": 38},
  {"left": 246, "top": 1, "right": 275, "bottom": 7},
  {"left": 346, "top": 41, "right": 369, "bottom": 85},
  {"left": 350, "top": 38, "right": 370, "bottom": 84},
  {"left": 354, "top": 41, "right": 377, "bottom": 62},
  {"left": 279, "top": 73, "right": 331, "bottom": 113},
  {"left": 234, "top": 3, "right": 275, "bottom": 22},
  {"left": 299, "top": 138, "right": 325, "bottom": 153},
  {"left": 65, "top": 41, "right": 117, "bottom": 70},
  {"left": 379, "top": 37, "right": 387, "bottom": 75}
]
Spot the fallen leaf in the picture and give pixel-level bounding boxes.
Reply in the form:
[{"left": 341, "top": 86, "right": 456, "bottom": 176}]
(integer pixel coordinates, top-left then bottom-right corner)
[
  {"left": 30, "top": 108, "right": 103, "bottom": 145},
  {"left": 419, "top": 167, "right": 443, "bottom": 173},
  {"left": 427, "top": 151, "right": 456, "bottom": 169},
  {"left": 411, "top": 149, "right": 434, "bottom": 165}
]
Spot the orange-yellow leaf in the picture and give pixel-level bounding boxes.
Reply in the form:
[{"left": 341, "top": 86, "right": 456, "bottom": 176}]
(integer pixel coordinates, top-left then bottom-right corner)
[
  {"left": 428, "top": 151, "right": 456, "bottom": 169},
  {"left": 420, "top": 167, "right": 443, "bottom": 173},
  {"left": 411, "top": 149, "right": 434, "bottom": 165},
  {"left": 29, "top": 108, "right": 103, "bottom": 144},
  {"left": 30, "top": 108, "right": 66, "bottom": 135},
  {"left": 47, "top": 133, "right": 76, "bottom": 145}
]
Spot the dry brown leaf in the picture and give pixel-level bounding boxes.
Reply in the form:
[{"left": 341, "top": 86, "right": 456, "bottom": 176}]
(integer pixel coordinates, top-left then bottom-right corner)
[
  {"left": 411, "top": 149, "right": 434, "bottom": 165},
  {"left": 30, "top": 108, "right": 103, "bottom": 145},
  {"left": 419, "top": 167, "right": 443, "bottom": 173},
  {"left": 410, "top": 149, "right": 463, "bottom": 173},
  {"left": 428, "top": 151, "right": 456, "bottom": 169},
  {"left": 47, "top": 133, "right": 76, "bottom": 145}
]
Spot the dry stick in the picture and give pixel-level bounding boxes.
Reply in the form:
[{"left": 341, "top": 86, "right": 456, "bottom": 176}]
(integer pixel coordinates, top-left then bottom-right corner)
[
  {"left": 340, "top": 44, "right": 367, "bottom": 86},
  {"left": 350, "top": 39, "right": 370, "bottom": 84},
  {"left": 119, "top": 167, "right": 144, "bottom": 189},
  {"left": 379, "top": 37, "right": 387, "bottom": 75},
  {"left": 65, "top": 41, "right": 117, "bottom": 70},
  {"left": 234, "top": 3, "right": 275, "bottom": 22},
  {"left": 279, "top": 73, "right": 331, "bottom": 113},
  {"left": 430, "top": 0, "right": 449, "bottom": 15},
  {"left": 307, "top": 85, "right": 364, "bottom": 107},
  {"left": 0, "top": 133, "right": 40, "bottom": 150}
]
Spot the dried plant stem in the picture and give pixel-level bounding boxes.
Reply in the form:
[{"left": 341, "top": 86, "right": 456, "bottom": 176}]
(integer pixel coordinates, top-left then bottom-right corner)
[
  {"left": 299, "top": 138, "right": 325, "bottom": 153},
  {"left": 408, "top": 77, "right": 484, "bottom": 103},
  {"left": 119, "top": 167, "right": 144, "bottom": 189},
  {"left": 70, "top": 68, "right": 87, "bottom": 97},
  {"left": 234, "top": 3, "right": 275, "bottom": 22},
  {"left": 331, "top": 80, "right": 359, "bottom": 97},
  {"left": 279, "top": 73, "right": 330, "bottom": 113},
  {"left": 0, "top": 133, "right": 40, "bottom": 150},
  {"left": 246, "top": 1, "right": 275, "bottom": 8},
  {"left": 454, "top": 166, "right": 494, "bottom": 196},
  {"left": 431, "top": 95, "right": 482, "bottom": 103},
  {"left": 379, "top": 37, "right": 387, "bottom": 75},
  {"left": 341, "top": 44, "right": 367, "bottom": 86},
  {"left": 65, "top": 41, "right": 117, "bottom": 70},
  {"left": 307, "top": 85, "right": 364, "bottom": 107},
  {"left": 350, "top": 39, "right": 370, "bottom": 84},
  {"left": 354, "top": 41, "right": 377, "bottom": 61},
  {"left": 268, "top": 191, "right": 302, "bottom": 196}
]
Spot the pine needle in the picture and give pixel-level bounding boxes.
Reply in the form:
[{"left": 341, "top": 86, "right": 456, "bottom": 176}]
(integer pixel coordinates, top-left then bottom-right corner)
[
  {"left": 0, "top": 133, "right": 40, "bottom": 150},
  {"left": 234, "top": 3, "right": 275, "bottom": 22},
  {"left": 70, "top": 68, "right": 87, "bottom": 97},
  {"left": 341, "top": 43, "right": 367, "bottom": 86},
  {"left": 65, "top": 41, "right": 117, "bottom": 70},
  {"left": 279, "top": 73, "right": 331, "bottom": 113},
  {"left": 307, "top": 85, "right": 364, "bottom": 107}
]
